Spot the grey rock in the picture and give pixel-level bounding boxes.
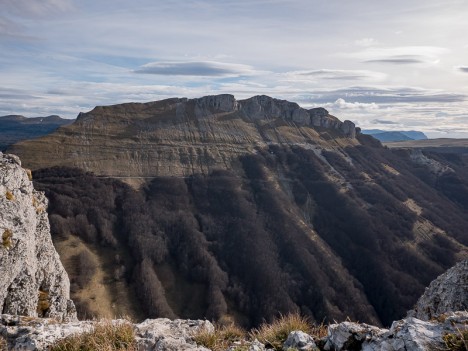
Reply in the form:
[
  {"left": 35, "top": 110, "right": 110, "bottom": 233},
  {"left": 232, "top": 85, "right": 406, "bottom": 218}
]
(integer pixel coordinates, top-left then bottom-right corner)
[
  {"left": 240, "top": 95, "right": 306, "bottom": 122},
  {"left": 227, "top": 339, "right": 266, "bottom": 351},
  {"left": 135, "top": 318, "right": 213, "bottom": 351},
  {"left": 410, "top": 149, "right": 453, "bottom": 175},
  {"left": 408, "top": 260, "right": 468, "bottom": 320},
  {"left": 364, "top": 312, "right": 468, "bottom": 351},
  {"left": 324, "top": 322, "right": 385, "bottom": 351},
  {"left": 341, "top": 120, "right": 356, "bottom": 138},
  {"left": 324, "top": 312, "right": 468, "bottom": 351},
  {"left": 283, "top": 330, "right": 318, "bottom": 350},
  {"left": 0, "top": 315, "right": 213, "bottom": 350},
  {"left": 0, "top": 153, "right": 76, "bottom": 321},
  {"left": 195, "top": 94, "right": 238, "bottom": 113}
]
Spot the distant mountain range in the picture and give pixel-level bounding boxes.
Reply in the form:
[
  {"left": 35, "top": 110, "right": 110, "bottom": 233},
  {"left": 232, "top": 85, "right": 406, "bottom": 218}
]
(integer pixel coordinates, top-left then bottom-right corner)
[
  {"left": 0, "top": 115, "right": 73, "bottom": 151},
  {"left": 362, "top": 129, "right": 428, "bottom": 142}
]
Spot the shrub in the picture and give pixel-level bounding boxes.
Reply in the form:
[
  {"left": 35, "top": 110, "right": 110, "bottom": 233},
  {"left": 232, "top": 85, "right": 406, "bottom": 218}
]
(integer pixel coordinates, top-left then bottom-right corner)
[
  {"left": 250, "top": 314, "right": 313, "bottom": 350},
  {"left": 49, "top": 320, "right": 136, "bottom": 351},
  {"left": 193, "top": 324, "right": 246, "bottom": 351}
]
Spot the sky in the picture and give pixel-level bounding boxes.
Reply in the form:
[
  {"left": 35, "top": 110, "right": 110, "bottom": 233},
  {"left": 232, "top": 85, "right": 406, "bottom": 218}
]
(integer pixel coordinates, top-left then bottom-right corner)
[{"left": 1, "top": 0, "right": 468, "bottom": 138}]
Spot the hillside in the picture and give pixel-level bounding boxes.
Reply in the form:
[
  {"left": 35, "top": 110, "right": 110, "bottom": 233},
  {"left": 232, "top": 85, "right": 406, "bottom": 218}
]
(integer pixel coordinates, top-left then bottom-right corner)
[
  {"left": 0, "top": 115, "right": 73, "bottom": 151},
  {"left": 9, "top": 95, "right": 468, "bottom": 328}
]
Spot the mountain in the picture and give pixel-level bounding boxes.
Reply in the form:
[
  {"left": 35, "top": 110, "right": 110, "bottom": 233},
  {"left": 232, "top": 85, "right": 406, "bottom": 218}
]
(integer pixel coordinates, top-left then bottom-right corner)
[
  {"left": 0, "top": 115, "right": 73, "bottom": 151},
  {"left": 9, "top": 95, "right": 355, "bottom": 177},
  {"left": 362, "top": 129, "right": 428, "bottom": 142},
  {"left": 8, "top": 95, "right": 468, "bottom": 328}
]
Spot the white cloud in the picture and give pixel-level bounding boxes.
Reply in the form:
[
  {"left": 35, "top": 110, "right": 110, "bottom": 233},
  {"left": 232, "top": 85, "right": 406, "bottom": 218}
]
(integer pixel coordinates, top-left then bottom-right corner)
[
  {"left": 328, "top": 98, "right": 379, "bottom": 110},
  {"left": 355, "top": 38, "right": 378, "bottom": 47}
]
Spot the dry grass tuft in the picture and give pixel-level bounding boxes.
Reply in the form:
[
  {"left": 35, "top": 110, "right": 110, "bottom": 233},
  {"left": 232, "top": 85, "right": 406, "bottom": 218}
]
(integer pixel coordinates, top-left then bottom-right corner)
[
  {"left": 0, "top": 335, "right": 7, "bottom": 351},
  {"left": 443, "top": 327, "right": 468, "bottom": 351},
  {"left": 250, "top": 314, "right": 313, "bottom": 351},
  {"left": 26, "top": 169, "right": 33, "bottom": 181},
  {"left": 193, "top": 324, "right": 246, "bottom": 351},
  {"left": 49, "top": 320, "right": 136, "bottom": 351}
]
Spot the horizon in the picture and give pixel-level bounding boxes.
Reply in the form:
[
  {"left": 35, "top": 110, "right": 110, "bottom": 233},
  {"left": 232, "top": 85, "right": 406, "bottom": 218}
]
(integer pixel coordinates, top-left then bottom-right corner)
[{"left": 1, "top": 0, "right": 468, "bottom": 138}]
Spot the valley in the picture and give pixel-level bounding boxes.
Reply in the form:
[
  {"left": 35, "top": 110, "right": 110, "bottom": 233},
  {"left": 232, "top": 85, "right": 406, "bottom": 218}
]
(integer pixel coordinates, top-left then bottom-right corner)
[{"left": 7, "top": 95, "right": 468, "bottom": 328}]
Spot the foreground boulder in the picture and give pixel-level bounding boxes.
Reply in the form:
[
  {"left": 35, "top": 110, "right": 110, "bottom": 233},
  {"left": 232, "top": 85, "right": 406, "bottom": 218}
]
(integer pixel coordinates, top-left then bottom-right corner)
[
  {"left": 408, "top": 259, "right": 468, "bottom": 320},
  {"left": 0, "top": 315, "right": 212, "bottom": 350},
  {"left": 324, "top": 312, "right": 468, "bottom": 351},
  {"left": 0, "top": 152, "right": 76, "bottom": 321}
]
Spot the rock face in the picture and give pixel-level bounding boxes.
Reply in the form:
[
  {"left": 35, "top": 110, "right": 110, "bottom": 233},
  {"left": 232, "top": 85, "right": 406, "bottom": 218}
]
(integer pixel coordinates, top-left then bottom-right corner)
[
  {"left": 409, "top": 259, "right": 468, "bottom": 320},
  {"left": 9, "top": 95, "right": 357, "bottom": 177},
  {"left": 0, "top": 153, "right": 76, "bottom": 321},
  {"left": 324, "top": 312, "right": 468, "bottom": 351},
  {"left": 0, "top": 315, "right": 212, "bottom": 350}
]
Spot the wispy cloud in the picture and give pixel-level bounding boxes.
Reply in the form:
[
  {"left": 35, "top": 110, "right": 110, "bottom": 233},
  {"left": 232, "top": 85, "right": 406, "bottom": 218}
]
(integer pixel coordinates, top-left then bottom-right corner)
[
  {"left": 352, "top": 46, "right": 448, "bottom": 65},
  {"left": 0, "top": 0, "right": 74, "bottom": 17},
  {"left": 365, "top": 55, "right": 426, "bottom": 64},
  {"left": 372, "top": 119, "right": 398, "bottom": 124},
  {"left": 284, "top": 69, "right": 386, "bottom": 81},
  {"left": 134, "top": 61, "right": 258, "bottom": 77}
]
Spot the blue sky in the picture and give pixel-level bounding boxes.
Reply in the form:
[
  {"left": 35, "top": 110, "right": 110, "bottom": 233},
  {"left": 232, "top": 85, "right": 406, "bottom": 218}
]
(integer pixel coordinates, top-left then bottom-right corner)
[{"left": 1, "top": 0, "right": 468, "bottom": 137}]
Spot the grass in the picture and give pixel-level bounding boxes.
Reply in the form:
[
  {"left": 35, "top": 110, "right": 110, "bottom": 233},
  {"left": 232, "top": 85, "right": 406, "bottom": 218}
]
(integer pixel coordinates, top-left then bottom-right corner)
[
  {"left": 443, "top": 327, "right": 468, "bottom": 351},
  {"left": 193, "top": 324, "right": 246, "bottom": 351},
  {"left": 49, "top": 320, "right": 136, "bottom": 351},
  {"left": 194, "top": 313, "right": 326, "bottom": 351},
  {"left": 251, "top": 314, "right": 316, "bottom": 350}
]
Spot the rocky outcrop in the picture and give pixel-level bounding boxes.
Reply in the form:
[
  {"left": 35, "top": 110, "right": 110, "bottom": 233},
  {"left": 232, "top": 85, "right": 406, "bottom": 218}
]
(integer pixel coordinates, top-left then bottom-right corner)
[
  {"left": 324, "top": 312, "right": 468, "bottom": 351},
  {"left": 0, "top": 315, "right": 212, "bottom": 350},
  {"left": 409, "top": 259, "right": 468, "bottom": 320},
  {"left": 410, "top": 149, "right": 453, "bottom": 175},
  {"left": 0, "top": 153, "right": 76, "bottom": 321}
]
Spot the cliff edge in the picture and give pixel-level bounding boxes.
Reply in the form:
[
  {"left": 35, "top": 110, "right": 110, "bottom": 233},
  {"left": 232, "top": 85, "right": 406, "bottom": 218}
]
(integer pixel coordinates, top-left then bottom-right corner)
[{"left": 0, "top": 152, "right": 76, "bottom": 321}]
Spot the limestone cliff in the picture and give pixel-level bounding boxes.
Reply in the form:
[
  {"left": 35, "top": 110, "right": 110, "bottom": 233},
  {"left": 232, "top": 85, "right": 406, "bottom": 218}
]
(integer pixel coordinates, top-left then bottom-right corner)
[
  {"left": 0, "top": 153, "right": 76, "bottom": 321},
  {"left": 409, "top": 259, "right": 468, "bottom": 320},
  {"left": 9, "top": 95, "right": 356, "bottom": 177}
]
